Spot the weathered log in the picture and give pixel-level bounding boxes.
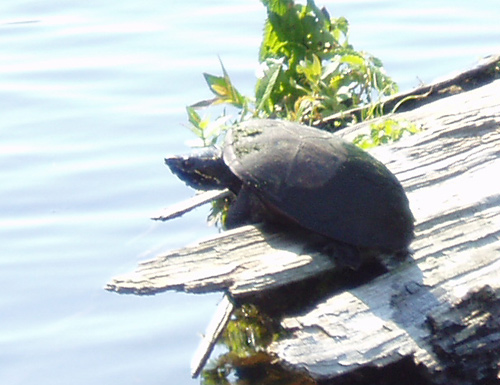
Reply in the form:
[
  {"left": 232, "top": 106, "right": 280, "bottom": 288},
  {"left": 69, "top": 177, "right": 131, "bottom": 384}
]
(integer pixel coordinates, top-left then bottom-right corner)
[
  {"left": 106, "top": 67, "right": 500, "bottom": 383},
  {"left": 106, "top": 222, "right": 355, "bottom": 296},
  {"left": 270, "top": 79, "right": 500, "bottom": 384}
]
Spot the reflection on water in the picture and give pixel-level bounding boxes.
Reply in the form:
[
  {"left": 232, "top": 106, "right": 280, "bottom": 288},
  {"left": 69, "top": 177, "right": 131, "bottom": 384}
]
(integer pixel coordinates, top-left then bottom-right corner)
[{"left": 1, "top": 1, "right": 499, "bottom": 384}]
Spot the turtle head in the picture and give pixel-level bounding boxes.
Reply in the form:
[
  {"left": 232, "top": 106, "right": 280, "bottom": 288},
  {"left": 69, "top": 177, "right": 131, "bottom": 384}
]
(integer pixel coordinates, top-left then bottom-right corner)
[{"left": 165, "top": 151, "right": 241, "bottom": 192}]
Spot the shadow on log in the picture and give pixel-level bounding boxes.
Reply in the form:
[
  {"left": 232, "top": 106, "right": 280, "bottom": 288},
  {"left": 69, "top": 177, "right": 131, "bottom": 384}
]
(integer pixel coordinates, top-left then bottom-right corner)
[{"left": 106, "top": 57, "right": 500, "bottom": 385}]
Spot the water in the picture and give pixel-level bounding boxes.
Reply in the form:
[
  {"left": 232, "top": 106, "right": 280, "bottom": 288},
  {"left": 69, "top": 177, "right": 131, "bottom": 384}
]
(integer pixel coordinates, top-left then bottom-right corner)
[{"left": 1, "top": 1, "right": 499, "bottom": 384}]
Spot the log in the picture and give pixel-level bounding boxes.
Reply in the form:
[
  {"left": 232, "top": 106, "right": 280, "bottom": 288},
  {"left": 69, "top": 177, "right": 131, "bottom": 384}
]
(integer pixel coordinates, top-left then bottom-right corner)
[
  {"left": 106, "top": 64, "right": 500, "bottom": 383},
  {"left": 270, "top": 78, "right": 500, "bottom": 384},
  {"left": 106, "top": 223, "right": 339, "bottom": 296}
]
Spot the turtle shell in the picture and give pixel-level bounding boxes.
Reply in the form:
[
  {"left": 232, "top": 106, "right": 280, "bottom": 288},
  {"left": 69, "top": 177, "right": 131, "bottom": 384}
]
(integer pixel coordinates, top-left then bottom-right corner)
[{"left": 223, "top": 119, "right": 414, "bottom": 252}]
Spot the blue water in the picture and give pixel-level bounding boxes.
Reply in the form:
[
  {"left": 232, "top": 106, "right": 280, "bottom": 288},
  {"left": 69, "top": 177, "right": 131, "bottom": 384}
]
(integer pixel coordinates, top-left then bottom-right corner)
[{"left": 1, "top": 1, "right": 499, "bottom": 384}]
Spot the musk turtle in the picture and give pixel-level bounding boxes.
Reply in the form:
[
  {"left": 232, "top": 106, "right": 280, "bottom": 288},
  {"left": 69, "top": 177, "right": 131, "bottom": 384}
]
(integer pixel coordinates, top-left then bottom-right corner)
[{"left": 166, "top": 119, "right": 414, "bottom": 264}]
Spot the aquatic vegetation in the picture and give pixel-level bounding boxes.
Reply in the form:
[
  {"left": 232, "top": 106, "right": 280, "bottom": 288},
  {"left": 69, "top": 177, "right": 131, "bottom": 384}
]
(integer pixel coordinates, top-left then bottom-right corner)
[{"left": 185, "top": 0, "right": 399, "bottom": 146}]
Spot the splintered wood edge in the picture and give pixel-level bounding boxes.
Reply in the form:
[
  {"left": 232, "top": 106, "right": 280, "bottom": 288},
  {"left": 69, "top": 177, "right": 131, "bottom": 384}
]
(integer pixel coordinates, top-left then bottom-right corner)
[
  {"left": 191, "top": 294, "right": 234, "bottom": 378},
  {"left": 105, "top": 224, "right": 338, "bottom": 296}
]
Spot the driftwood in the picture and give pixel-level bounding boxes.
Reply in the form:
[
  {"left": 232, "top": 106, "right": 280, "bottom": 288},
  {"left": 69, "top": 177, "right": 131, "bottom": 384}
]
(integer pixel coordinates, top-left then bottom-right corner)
[
  {"left": 267, "top": 76, "right": 500, "bottom": 384},
  {"left": 107, "top": 61, "right": 500, "bottom": 384}
]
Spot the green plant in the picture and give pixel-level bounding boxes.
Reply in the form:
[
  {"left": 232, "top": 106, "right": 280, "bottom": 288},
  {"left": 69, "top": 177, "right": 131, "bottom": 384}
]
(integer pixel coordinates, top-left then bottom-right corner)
[
  {"left": 257, "top": 0, "right": 398, "bottom": 124},
  {"left": 186, "top": 0, "right": 399, "bottom": 144},
  {"left": 200, "top": 305, "right": 276, "bottom": 384},
  {"left": 353, "top": 118, "right": 421, "bottom": 149},
  {"left": 200, "top": 305, "right": 314, "bottom": 385}
]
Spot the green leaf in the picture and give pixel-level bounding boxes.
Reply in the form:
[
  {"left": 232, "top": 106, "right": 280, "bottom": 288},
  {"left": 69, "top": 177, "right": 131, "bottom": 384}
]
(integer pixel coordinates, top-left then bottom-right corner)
[
  {"left": 255, "top": 58, "right": 283, "bottom": 114},
  {"left": 297, "top": 54, "right": 322, "bottom": 85},
  {"left": 189, "top": 98, "right": 219, "bottom": 108},
  {"left": 202, "top": 59, "right": 247, "bottom": 109},
  {"left": 261, "top": 0, "right": 292, "bottom": 16},
  {"left": 203, "top": 73, "right": 229, "bottom": 99},
  {"left": 186, "top": 106, "right": 201, "bottom": 128},
  {"left": 340, "top": 53, "right": 365, "bottom": 67},
  {"left": 219, "top": 58, "right": 246, "bottom": 107},
  {"left": 310, "top": 54, "right": 322, "bottom": 77}
]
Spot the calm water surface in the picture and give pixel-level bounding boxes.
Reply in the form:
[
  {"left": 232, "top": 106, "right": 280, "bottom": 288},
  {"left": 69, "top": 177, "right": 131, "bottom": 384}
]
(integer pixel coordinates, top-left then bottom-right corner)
[{"left": 2, "top": 1, "right": 500, "bottom": 384}]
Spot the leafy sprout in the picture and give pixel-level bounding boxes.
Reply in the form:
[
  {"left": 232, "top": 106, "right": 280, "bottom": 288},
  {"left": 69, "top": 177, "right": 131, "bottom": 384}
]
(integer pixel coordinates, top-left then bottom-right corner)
[
  {"left": 353, "top": 118, "right": 422, "bottom": 149},
  {"left": 186, "top": 0, "right": 399, "bottom": 142}
]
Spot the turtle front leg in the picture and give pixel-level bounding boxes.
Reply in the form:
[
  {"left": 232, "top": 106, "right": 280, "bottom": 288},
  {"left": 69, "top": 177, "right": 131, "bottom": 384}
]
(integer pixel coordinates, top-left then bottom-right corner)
[{"left": 225, "top": 185, "right": 268, "bottom": 228}]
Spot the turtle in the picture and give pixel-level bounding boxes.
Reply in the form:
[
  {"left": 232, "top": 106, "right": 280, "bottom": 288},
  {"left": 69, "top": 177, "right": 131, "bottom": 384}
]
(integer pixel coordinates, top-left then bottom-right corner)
[{"left": 166, "top": 119, "right": 414, "bottom": 267}]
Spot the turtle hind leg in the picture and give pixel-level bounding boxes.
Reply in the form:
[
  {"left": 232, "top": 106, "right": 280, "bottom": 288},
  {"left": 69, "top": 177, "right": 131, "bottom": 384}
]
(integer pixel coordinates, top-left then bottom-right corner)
[
  {"left": 300, "top": 233, "right": 363, "bottom": 270},
  {"left": 315, "top": 238, "right": 386, "bottom": 271},
  {"left": 322, "top": 241, "right": 363, "bottom": 270}
]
